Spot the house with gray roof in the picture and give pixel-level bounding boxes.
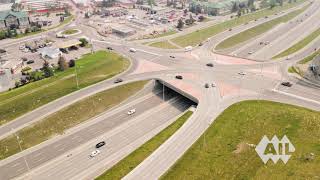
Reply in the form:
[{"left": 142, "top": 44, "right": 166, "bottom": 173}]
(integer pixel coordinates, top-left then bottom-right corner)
[{"left": 0, "top": 9, "right": 30, "bottom": 29}]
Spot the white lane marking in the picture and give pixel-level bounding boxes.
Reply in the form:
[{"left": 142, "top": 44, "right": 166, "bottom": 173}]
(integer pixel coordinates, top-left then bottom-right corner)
[
  {"left": 11, "top": 162, "right": 21, "bottom": 168},
  {"left": 16, "top": 167, "right": 25, "bottom": 173},
  {"left": 273, "top": 89, "right": 320, "bottom": 105},
  {"left": 35, "top": 157, "right": 45, "bottom": 162},
  {"left": 33, "top": 152, "right": 43, "bottom": 158},
  {"left": 71, "top": 136, "right": 79, "bottom": 140},
  {"left": 91, "top": 39, "right": 121, "bottom": 46},
  {"left": 136, "top": 49, "right": 160, "bottom": 56},
  {"left": 54, "top": 143, "right": 63, "bottom": 148}
]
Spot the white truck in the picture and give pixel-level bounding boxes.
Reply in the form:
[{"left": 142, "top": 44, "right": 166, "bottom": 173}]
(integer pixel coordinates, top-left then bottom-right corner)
[{"left": 184, "top": 46, "right": 192, "bottom": 52}]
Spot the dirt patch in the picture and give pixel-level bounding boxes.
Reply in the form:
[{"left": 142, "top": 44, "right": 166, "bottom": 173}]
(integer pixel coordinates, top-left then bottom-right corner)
[{"left": 233, "top": 142, "right": 250, "bottom": 154}]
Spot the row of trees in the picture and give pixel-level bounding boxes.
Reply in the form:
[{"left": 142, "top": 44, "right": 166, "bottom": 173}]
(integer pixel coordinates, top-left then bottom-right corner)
[{"left": 15, "top": 56, "right": 75, "bottom": 88}]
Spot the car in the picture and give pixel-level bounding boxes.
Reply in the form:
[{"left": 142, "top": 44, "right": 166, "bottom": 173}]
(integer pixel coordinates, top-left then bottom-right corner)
[
  {"left": 107, "top": 47, "right": 113, "bottom": 50},
  {"left": 21, "top": 57, "right": 28, "bottom": 62},
  {"left": 175, "top": 75, "right": 183, "bottom": 79},
  {"left": 127, "top": 109, "right": 136, "bottom": 115},
  {"left": 248, "top": 51, "right": 254, "bottom": 55},
  {"left": 286, "top": 56, "right": 290, "bottom": 60},
  {"left": 205, "top": 83, "right": 209, "bottom": 88},
  {"left": 169, "top": 55, "right": 175, "bottom": 58},
  {"left": 95, "top": 141, "right": 106, "bottom": 148},
  {"left": 114, "top": 78, "right": 123, "bottom": 83},
  {"left": 129, "top": 48, "right": 137, "bottom": 52},
  {"left": 238, "top": 71, "right": 246, "bottom": 75},
  {"left": 264, "top": 41, "right": 270, "bottom": 45},
  {"left": 26, "top": 60, "right": 34, "bottom": 64},
  {"left": 228, "top": 28, "right": 232, "bottom": 31},
  {"left": 198, "top": 42, "right": 203, "bottom": 46},
  {"left": 281, "top": 82, "right": 292, "bottom": 87},
  {"left": 22, "top": 48, "right": 29, "bottom": 53},
  {"left": 206, "top": 63, "right": 214, "bottom": 67},
  {"left": 211, "top": 83, "right": 216, "bottom": 87},
  {"left": 60, "top": 48, "right": 68, "bottom": 54},
  {"left": 90, "top": 150, "right": 100, "bottom": 157},
  {"left": 19, "top": 45, "right": 25, "bottom": 50}
]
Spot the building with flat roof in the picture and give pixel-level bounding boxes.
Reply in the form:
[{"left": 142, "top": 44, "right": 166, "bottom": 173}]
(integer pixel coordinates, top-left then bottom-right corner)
[
  {"left": 112, "top": 25, "right": 136, "bottom": 37},
  {"left": 39, "top": 47, "right": 62, "bottom": 59},
  {"left": 18, "top": 0, "right": 69, "bottom": 14},
  {"left": 0, "top": 10, "right": 30, "bottom": 29}
]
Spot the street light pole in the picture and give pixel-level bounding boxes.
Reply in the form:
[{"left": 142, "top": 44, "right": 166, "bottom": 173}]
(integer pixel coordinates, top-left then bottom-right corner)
[
  {"left": 162, "top": 83, "right": 165, "bottom": 101},
  {"left": 13, "top": 130, "right": 30, "bottom": 173},
  {"left": 75, "top": 62, "right": 79, "bottom": 89}
]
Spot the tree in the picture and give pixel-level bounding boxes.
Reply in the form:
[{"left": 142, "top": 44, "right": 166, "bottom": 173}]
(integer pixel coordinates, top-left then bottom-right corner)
[
  {"left": 269, "top": 0, "right": 277, "bottom": 9},
  {"left": 79, "top": 38, "right": 89, "bottom": 47},
  {"left": 177, "top": 18, "right": 184, "bottom": 29},
  {"left": 58, "top": 55, "right": 69, "bottom": 71},
  {"left": 42, "top": 60, "right": 54, "bottom": 77},
  {"left": 69, "top": 59, "right": 75, "bottom": 67}
]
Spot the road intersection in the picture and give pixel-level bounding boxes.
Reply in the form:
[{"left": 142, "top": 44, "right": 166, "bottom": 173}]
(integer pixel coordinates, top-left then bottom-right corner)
[{"left": 0, "top": 1, "right": 319, "bottom": 179}]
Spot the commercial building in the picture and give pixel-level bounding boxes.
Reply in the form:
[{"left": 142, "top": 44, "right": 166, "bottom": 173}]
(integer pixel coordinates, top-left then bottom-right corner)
[
  {"left": 101, "top": 7, "right": 128, "bottom": 16},
  {"left": 112, "top": 25, "right": 136, "bottom": 37},
  {"left": 39, "top": 47, "right": 62, "bottom": 59},
  {"left": 0, "top": 10, "right": 30, "bottom": 29},
  {"left": 18, "top": 0, "right": 69, "bottom": 14}
]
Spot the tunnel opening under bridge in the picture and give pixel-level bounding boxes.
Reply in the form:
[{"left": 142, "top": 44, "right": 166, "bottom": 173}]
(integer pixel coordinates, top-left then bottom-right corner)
[{"left": 154, "top": 80, "right": 199, "bottom": 106}]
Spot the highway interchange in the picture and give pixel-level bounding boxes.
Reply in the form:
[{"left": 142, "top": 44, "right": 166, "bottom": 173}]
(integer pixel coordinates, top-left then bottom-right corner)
[{"left": 0, "top": 1, "right": 320, "bottom": 179}]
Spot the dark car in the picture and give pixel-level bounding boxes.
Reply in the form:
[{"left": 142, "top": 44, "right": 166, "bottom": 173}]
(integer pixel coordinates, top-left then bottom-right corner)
[
  {"left": 206, "top": 63, "right": 214, "bottom": 67},
  {"left": 107, "top": 47, "right": 113, "bottom": 50},
  {"left": 169, "top": 55, "right": 175, "bottom": 58},
  {"left": 281, "top": 82, "right": 292, "bottom": 87},
  {"left": 21, "top": 57, "right": 28, "bottom": 62},
  {"left": 175, "top": 75, "right": 183, "bottom": 80},
  {"left": 198, "top": 42, "right": 203, "bottom": 46},
  {"left": 114, "top": 78, "right": 123, "bottom": 83},
  {"left": 60, "top": 48, "right": 68, "bottom": 54},
  {"left": 95, "top": 141, "right": 106, "bottom": 148},
  {"left": 205, "top": 83, "right": 209, "bottom": 88},
  {"left": 26, "top": 60, "right": 34, "bottom": 64}
]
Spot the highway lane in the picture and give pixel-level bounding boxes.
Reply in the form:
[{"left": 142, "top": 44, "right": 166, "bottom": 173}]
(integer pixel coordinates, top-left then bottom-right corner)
[
  {"left": 250, "top": 1, "right": 320, "bottom": 60},
  {"left": 0, "top": 89, "right": 183, "bottom": 180},
  {"left": 232, "top": 1, "right": 319, "bottom": 58},
  {"left": 16, "top": 96, "right": 193, "bottom": 180}
]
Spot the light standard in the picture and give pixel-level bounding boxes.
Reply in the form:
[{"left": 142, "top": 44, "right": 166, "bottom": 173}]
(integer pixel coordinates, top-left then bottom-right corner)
[
  {"left": 13, "top": 130, "right": 30, "bottom": 174},
  {"left": 74, "top": 61, "right": 79, "bottom": 89}
]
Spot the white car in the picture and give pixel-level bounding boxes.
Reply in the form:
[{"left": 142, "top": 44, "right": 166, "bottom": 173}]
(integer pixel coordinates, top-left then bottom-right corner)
[
  {"left": 248, "top": 51, "right": 254, "bottom": 55},
  {"left": 90, "top": 150, "right": 100, "bottom": 157},
  {"left": 127, "top": 109, "right": 136, "bottom": 115},
  {"left": 129, "top": 48, "right": 136, "bottom": 52},
  {"left": 19, "top": 45, "right": 25, "bottom": 50}
]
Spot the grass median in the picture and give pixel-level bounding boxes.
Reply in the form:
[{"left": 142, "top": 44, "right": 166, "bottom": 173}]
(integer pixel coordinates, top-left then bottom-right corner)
[
  {"left": 62, "top": 29, "right": 79, "bottom": 35},
  {"left": 216, "top": 5, "right": 308, "bottom": 50},
  {"left": 0, "top": 81, "right": 148, "bottom": 160},
  {"left": 273, "top": 28, "right": 320, "bottom": 59},
  {"left": 161, "top": 100, "right": 320, "bottom": 179},
  {"left": 298, "top": 50, "right": 320, "bottom": 64},
  {"left": 149, "top": 41, "right": 179, "bottom": 49},
  {"left": 170, "top": 0, "right": 306, "bottom": 48},
  {"left": 0, "top": 50, "right": 129, "bottom": 126},
  {"left": 96, "top": 111, "right": 193, "bottom": 180}
]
